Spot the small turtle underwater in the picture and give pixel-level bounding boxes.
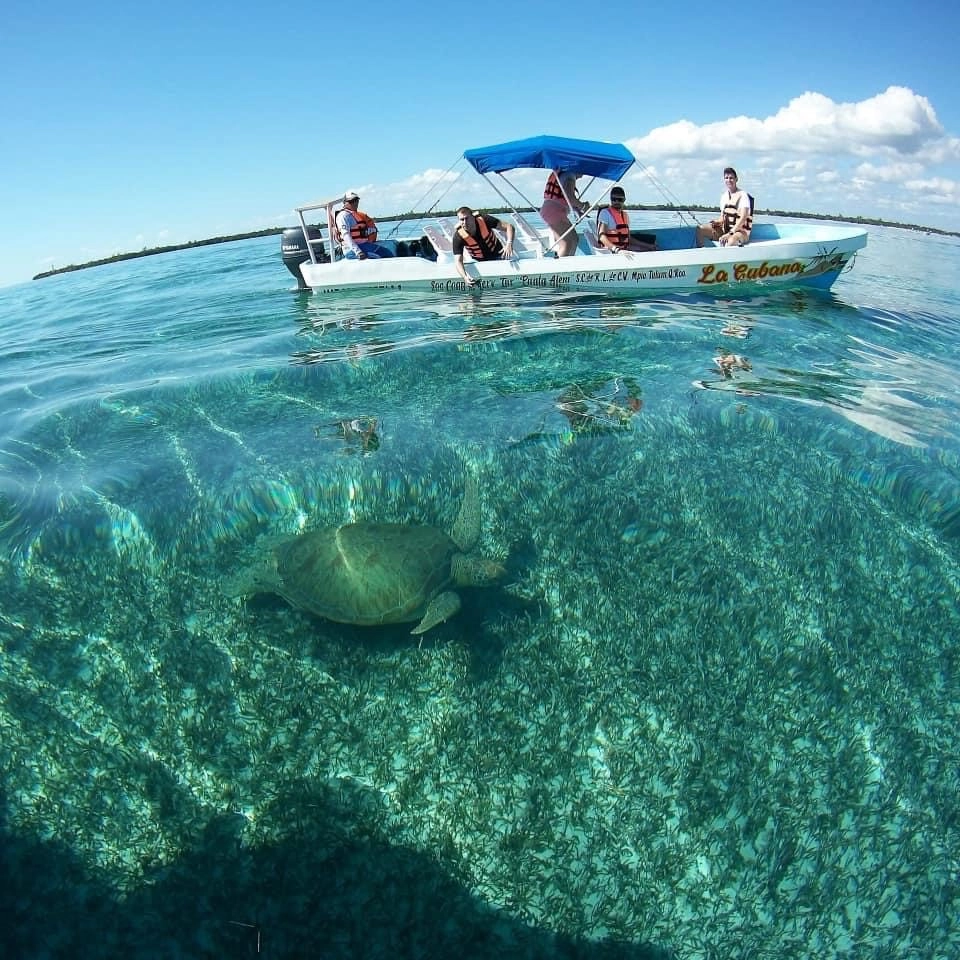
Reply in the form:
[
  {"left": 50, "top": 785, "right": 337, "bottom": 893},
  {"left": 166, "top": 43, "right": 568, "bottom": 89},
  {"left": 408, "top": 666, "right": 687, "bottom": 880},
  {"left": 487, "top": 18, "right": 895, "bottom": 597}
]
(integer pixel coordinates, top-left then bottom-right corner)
[{"left": 223, "top": 473, "right": 504, "bottom": 634}]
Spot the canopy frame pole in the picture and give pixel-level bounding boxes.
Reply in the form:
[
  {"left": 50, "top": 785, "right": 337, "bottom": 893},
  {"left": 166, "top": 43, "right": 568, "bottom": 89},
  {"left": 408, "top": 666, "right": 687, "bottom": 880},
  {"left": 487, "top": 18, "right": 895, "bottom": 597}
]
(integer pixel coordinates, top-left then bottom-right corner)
[
  {"left": 550, "top": 173, "right": 621, "bottom": 254},
  {"left": 485, "top": 172, "right": 546, "bottom": 254}
]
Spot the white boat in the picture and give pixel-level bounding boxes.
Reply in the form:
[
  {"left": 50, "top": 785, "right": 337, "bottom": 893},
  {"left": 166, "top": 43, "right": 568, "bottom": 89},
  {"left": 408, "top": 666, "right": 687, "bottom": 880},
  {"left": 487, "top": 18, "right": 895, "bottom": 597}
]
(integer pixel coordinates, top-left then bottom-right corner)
[{"left": 282, "top": 135, "right": 867, "bottom": 298}]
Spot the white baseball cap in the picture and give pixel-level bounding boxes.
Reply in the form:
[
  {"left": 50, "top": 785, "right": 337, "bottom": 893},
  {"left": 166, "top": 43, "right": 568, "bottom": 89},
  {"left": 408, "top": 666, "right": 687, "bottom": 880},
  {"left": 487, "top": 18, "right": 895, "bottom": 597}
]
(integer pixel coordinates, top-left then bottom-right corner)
[{"left": 344, "top": 190, "right": 360, "bottom": 201}]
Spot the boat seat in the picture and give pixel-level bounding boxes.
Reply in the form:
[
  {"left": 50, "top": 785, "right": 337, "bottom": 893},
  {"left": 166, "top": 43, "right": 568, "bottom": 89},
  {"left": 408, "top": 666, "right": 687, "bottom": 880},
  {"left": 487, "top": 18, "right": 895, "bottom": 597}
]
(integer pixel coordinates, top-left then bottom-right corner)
[
  {"left": 579, "top": 220, "right": 614, "bottom": 254},
  {"left": 510, "top": 217, "right": 546, "bottom": 258},
  {"left": 422, "top": 224, "right": 454, "bottom": 263}
]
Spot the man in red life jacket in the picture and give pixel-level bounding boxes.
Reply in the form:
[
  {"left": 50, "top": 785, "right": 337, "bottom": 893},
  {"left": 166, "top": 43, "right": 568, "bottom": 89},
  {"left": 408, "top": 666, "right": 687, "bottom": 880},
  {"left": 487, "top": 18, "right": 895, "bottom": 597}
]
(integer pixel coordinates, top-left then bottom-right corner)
[
  {"left": 597, "top": 187, "right": 657, "bottom": 253},
  {"left": 336, "top": 191, "right": 394, "bottom": 260},
  {"left": 452, "top": 207, "right": 515, "bottom": 287}
]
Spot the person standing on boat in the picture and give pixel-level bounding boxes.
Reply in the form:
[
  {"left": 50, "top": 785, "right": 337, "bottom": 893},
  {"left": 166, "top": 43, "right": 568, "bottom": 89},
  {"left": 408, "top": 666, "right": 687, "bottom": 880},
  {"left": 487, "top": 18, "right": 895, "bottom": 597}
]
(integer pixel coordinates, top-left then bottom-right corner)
[
  {"left": 597, "top": 186, "right": 657, "bottom": 252},
  {"left": 695, "top": 168, "right": 753, "bottom": 247},
  {"left": 452, "top": 207, "right": 515, "bottom": 287},
  {"left": 336, "top": 191, "right": 394, "bottom": 260},
  {"left": 540, "top": 170, "right": 587, "bottom": 257}
]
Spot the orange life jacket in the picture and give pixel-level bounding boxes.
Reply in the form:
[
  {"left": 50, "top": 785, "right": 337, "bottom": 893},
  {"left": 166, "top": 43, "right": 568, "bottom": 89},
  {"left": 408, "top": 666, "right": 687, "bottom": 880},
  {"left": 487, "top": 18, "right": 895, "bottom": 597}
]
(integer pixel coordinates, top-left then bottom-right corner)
[
  {"left": 456, "top": 214, "right": 503, "bottom": 261},
  {"left": 721, "top": 191, "right": 753, "bottom": 234},
  {"left": 350, "top": 210, "right": 378, "bottom": 242},
  {"left": 598, "top": 205, "right": 630, "bottom": 248},
  {"left": 334, "top": 209, "right": 378, "bottom": 244}
]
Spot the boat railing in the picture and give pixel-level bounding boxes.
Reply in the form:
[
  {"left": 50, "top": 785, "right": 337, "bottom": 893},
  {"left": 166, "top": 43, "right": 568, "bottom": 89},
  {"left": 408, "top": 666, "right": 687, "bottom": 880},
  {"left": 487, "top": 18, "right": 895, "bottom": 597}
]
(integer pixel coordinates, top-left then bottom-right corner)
[{"left": 294, "top": 201, "right": 335, "bottom": 265}]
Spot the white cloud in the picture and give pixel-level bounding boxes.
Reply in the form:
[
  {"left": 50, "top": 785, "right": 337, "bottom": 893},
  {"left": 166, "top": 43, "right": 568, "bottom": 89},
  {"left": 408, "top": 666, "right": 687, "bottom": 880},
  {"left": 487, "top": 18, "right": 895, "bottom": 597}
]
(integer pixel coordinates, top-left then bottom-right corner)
[
  {"left": 917, "top": 136, "right": 960, "bottom": 164},
  {"left": 360, "top": 166, "right": 486, "bottom": 214},
  {"left": 778, "top": 160, "right": 806, "bottom": 176},
  {"left": 627, "top": 86, "right": 945, "bottom": 160},
  {"left": 904, "top": 177, "right": 959, "bottom": 203},
  {"left": 614, "top": 86, "right": 959, "bottom": 228},
  {"left": 854, "top": 161, "right": 925, "bottom": 182}
]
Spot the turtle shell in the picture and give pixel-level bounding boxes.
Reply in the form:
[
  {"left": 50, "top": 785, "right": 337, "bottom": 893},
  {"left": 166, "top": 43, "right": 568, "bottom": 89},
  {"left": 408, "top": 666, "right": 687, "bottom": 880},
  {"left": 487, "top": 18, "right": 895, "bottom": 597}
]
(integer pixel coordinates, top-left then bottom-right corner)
[{"left": 271, "top": 522, "right": 456, "bottom": 625}]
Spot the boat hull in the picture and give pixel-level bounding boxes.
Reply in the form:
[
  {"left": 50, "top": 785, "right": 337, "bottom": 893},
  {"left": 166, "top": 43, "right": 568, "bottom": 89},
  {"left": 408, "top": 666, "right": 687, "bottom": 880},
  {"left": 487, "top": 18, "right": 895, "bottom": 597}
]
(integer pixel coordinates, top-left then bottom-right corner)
[{"left": 298, "top": 222, "right": 867, "bottom": 299}]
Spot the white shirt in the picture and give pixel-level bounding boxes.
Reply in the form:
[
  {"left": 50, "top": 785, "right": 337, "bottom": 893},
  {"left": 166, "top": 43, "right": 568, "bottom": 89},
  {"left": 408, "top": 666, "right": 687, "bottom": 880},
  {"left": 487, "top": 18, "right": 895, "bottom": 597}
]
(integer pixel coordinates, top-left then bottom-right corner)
[
  {"left": 597, "top": 206, "right": 630, "bottom": 233},
  {"left": 336, "top": 208, "right": 363, "bottom": 256},
  {"left": 721, "top": 189, "right": 751, "bottom": 217}
]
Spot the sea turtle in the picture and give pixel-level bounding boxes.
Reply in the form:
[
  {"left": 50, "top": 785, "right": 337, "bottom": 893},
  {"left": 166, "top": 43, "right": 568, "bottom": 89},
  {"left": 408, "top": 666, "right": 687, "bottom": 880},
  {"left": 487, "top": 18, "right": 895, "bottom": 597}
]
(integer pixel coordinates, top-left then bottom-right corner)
[{"left": 223, "top": 473, "right": 503, "bottom": 634}]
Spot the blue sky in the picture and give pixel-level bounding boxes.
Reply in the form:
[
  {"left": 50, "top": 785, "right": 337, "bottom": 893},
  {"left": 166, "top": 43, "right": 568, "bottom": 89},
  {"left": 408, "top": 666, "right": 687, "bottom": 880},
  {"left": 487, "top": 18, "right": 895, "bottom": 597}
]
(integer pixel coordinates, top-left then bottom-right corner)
[{"left": 2, "top": 0, "right": 959, "bottom": 288}]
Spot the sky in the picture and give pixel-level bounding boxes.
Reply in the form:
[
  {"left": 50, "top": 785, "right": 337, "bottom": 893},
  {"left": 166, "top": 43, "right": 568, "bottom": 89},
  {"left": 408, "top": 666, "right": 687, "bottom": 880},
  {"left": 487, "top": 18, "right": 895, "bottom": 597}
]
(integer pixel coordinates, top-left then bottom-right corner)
[{"left": 2, "top": 0, "right": 959, "bottom": 289}]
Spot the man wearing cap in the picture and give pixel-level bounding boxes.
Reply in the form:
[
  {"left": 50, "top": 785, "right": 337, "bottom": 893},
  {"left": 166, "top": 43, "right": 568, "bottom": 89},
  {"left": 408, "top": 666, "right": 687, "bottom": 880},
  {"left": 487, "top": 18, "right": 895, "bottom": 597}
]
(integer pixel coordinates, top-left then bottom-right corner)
[
  {"left": 336, "top": 192, "right": 394, "bottom": 260},
  {"left": 597, "top": 187, "right": 657, "bottom": 253}
]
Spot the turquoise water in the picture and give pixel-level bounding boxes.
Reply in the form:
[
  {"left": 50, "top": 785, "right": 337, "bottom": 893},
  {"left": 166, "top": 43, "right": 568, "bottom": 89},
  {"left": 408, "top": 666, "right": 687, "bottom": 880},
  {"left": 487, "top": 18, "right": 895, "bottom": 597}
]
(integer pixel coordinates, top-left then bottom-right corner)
[{"left": 1, "top": 224, "right": 959, "bottom": 958}]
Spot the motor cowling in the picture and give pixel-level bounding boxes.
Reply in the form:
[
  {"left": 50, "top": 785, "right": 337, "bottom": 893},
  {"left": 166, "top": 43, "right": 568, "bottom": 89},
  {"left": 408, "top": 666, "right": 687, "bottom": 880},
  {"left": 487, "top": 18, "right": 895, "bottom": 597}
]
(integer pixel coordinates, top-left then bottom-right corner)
[{"left": 281, "top": 226, "right": 327, "bottom": 288}]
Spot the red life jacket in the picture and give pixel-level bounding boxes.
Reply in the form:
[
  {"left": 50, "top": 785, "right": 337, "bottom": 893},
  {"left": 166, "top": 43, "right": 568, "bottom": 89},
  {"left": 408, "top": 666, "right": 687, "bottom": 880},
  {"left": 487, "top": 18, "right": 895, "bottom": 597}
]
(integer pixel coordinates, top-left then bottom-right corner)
[
  {"left": 598, "top": 205, "right": 630, "bottom": 248},
  {"left": 543, "top": 172, "right": 566, "bottom": 203},
  {"left": 456, "top": 214, "right": 504, "bottom": 261}
]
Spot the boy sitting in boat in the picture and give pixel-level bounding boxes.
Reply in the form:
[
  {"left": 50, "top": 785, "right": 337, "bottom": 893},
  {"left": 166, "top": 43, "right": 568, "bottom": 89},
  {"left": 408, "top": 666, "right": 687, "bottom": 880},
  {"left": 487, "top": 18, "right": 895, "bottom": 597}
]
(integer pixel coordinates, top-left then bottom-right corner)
[
  {"left": 452, "top": 207, "right": 515, "bottom": 287},
  {"left": 695, "top": 168, "right": 753, "bottom": 247}
]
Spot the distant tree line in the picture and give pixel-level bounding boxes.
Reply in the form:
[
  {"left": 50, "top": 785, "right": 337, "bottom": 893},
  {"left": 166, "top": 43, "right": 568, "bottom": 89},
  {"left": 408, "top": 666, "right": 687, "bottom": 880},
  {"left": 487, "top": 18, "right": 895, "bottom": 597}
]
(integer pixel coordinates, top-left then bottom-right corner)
[
  {"left": 32, "top": 229, "right": 280, "bottom": 279},
  {"left": 33, "top": 208, "right": 958, "bottom": 280}
]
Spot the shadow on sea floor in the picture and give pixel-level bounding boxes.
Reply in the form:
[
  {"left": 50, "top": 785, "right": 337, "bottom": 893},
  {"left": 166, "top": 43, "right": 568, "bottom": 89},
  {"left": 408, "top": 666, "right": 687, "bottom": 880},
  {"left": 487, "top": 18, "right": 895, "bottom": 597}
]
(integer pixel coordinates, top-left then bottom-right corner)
[{"left": 2, "top": 782, "right": 671, "bottom": 960}]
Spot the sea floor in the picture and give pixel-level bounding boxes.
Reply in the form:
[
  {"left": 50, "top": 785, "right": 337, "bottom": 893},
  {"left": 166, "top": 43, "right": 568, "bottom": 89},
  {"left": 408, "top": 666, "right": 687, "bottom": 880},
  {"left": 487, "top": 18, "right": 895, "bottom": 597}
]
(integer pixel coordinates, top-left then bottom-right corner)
[{"left": 3, "top": 351, "right": 958, "bottom": 957}]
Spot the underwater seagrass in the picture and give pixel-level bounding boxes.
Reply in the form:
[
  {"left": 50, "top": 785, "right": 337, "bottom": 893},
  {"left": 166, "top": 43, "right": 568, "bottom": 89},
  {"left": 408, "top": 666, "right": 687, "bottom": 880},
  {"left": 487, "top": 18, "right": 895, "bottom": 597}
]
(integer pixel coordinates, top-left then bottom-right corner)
[{"left": 222, "top": 472, "right": 504, "bottom": 634}]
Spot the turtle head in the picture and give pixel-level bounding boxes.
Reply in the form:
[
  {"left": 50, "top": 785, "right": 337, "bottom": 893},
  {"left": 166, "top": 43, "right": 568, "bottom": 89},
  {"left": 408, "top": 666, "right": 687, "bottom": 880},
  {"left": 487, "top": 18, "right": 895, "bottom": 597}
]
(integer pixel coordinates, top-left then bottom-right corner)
[
  {"left": 222, "top": 554, "right": 280, "bottom": 599},
  {"left": 452, "top": 553, "right": 505, "bottom": 587}
]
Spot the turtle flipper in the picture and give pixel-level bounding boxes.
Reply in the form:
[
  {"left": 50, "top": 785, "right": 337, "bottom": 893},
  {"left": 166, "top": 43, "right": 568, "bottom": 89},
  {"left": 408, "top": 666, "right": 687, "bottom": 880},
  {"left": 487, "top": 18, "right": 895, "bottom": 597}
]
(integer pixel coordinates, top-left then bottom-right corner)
[{"left": 411, "top": 590, "right": 461, "bottom": 635}]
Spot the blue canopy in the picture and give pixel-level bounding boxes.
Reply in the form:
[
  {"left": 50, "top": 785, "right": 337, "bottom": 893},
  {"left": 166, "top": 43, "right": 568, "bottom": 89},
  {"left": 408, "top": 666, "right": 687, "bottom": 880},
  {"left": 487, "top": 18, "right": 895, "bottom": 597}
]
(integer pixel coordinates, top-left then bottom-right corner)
[{"left": 463, "top": 135, "right": 635, "bottom": 182}]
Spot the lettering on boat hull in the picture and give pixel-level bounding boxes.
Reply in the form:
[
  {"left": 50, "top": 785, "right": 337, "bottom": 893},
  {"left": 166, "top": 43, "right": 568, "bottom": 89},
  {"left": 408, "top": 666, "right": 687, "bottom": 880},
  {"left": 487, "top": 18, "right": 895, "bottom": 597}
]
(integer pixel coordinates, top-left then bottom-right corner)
[
  {"left": 696, "top": 250, "right": 852, "bottom": 287},
  {"left": 698, "top": 260, "right": 807, "bottom": 285},
  {"left": 307, "top": 246, "right": 858, "bottom": 296}
]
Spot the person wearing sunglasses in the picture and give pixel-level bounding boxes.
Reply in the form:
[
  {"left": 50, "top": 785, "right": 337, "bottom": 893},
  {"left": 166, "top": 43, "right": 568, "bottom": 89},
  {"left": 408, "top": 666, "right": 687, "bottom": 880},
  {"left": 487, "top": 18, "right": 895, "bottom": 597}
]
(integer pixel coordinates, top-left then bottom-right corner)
[{"left": 597, "top": 186, "right": 657, "bottom": 253}]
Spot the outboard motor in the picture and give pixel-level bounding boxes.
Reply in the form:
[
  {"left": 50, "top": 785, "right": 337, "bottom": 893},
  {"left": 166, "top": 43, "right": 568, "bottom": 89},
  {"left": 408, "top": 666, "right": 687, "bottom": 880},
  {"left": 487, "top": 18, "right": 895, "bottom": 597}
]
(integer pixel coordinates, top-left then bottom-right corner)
[{"left": 281, "top": 225, "right": 327, "bottom": 289}]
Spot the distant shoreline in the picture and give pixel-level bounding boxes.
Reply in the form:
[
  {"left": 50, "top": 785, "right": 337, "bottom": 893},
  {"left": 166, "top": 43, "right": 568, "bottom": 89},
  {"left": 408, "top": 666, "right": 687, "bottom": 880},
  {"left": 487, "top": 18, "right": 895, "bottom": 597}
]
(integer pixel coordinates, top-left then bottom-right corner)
[{"left": 32, "top": 207, "right": 959, "bottom": 280}]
